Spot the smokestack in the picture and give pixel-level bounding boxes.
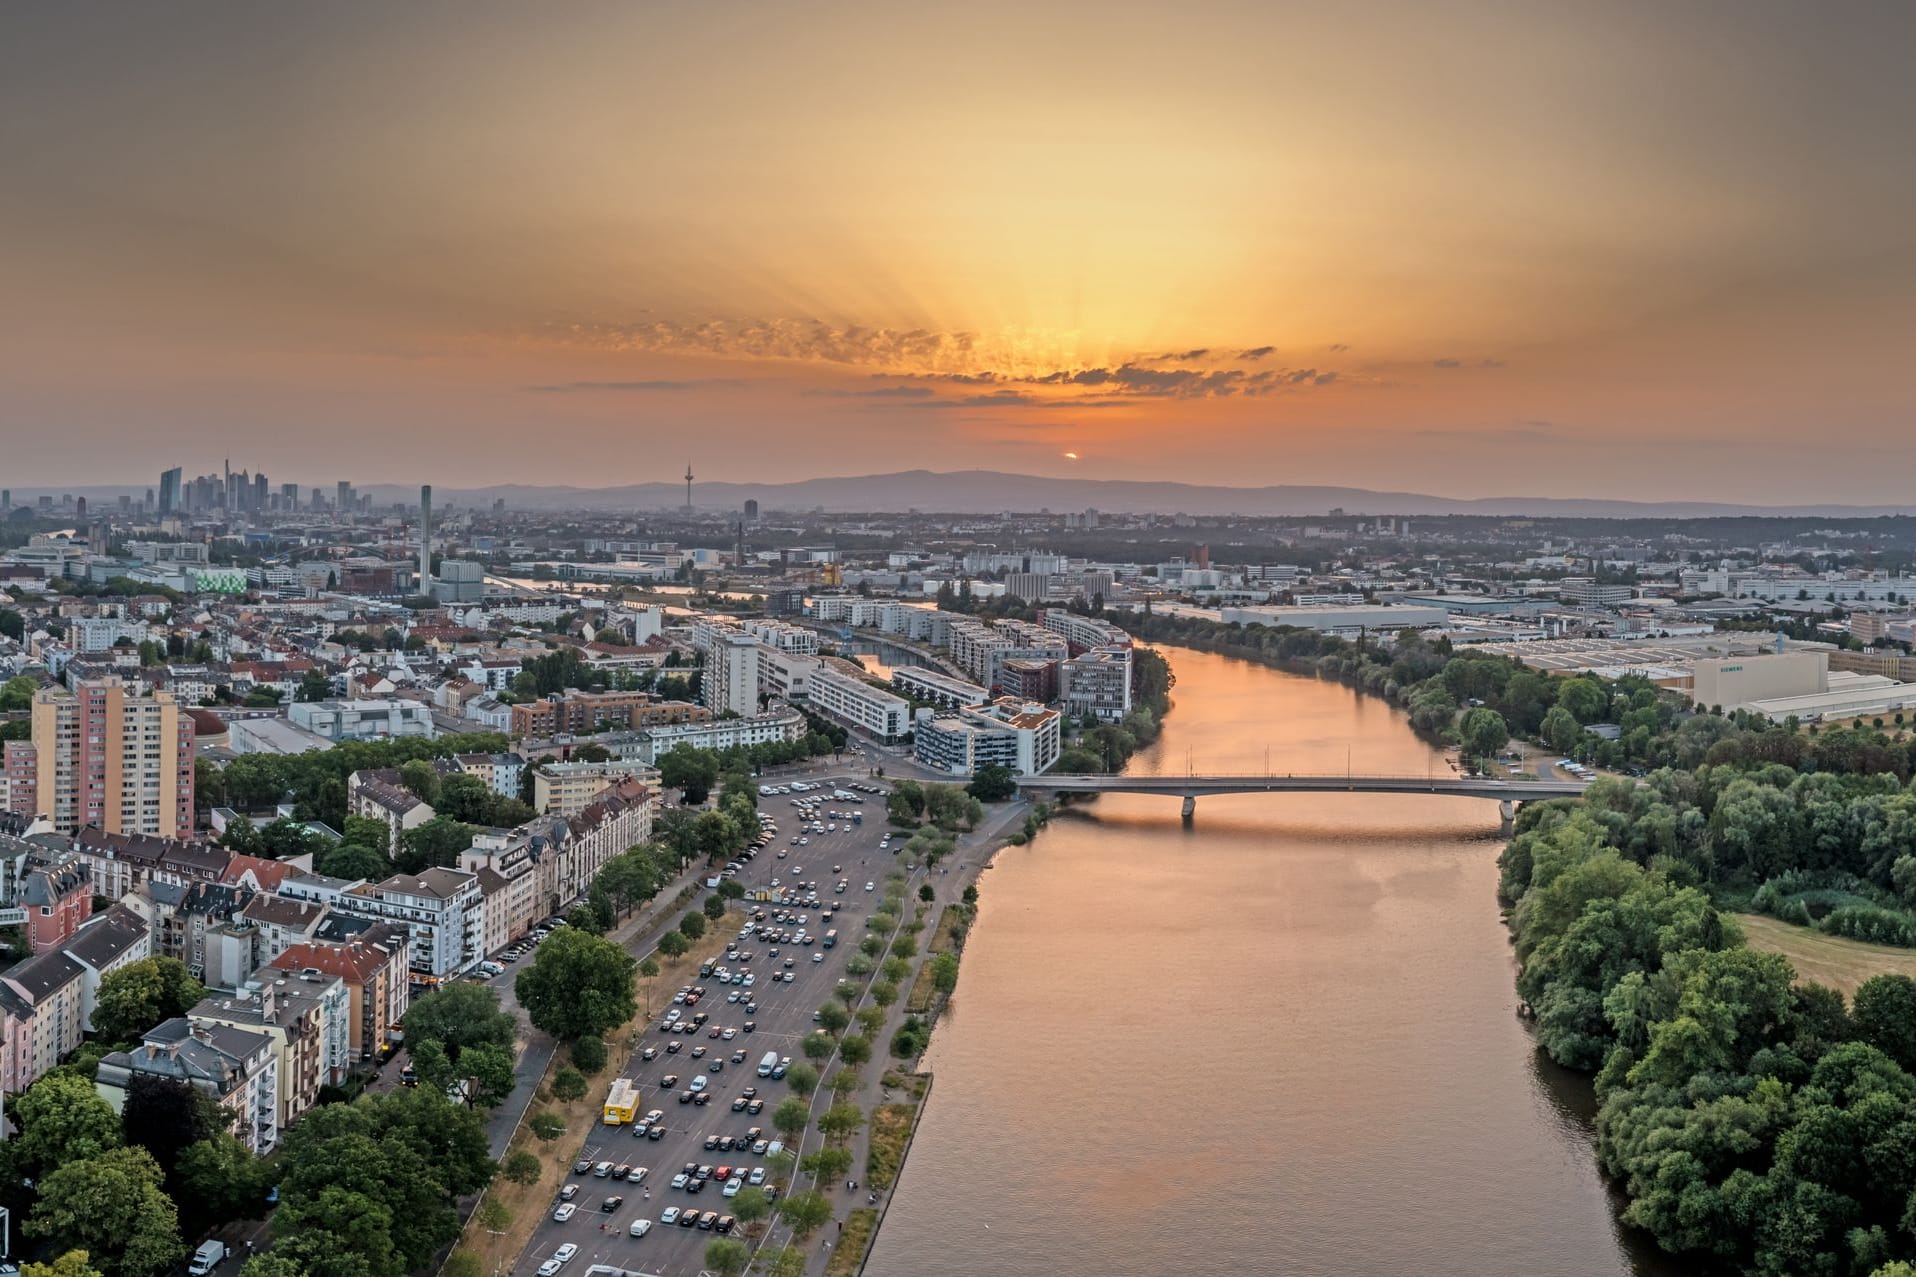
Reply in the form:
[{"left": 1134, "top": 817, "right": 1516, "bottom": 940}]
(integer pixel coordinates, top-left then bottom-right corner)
[{"left": 419, "top": 485, "right": 433, "bottom": 596}]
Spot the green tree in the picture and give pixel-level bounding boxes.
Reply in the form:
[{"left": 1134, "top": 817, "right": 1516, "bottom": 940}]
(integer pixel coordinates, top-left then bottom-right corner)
[
  {"left": 776, "top": 1190, "right": 832, "bottom": 1239},
  {"left": 26, "top": 1146, "right": 185, "bottom": 1277},
  {"left": 931, "top": 951, "right": 961, "bottom": 994},
  {"left": 771, "top": 1098, "right": 810, "bottom": 1141},
  {"left": 801, "top": 1144, "right": 853, "bottom": 1182},
  {"left": 402, "top": 982, "right": 517, "bottom": 1062},
  {"left": 23, "top": 1253, "right": 105, "bottom": 1277},
  {"left": 91, "top": 958, "right": 206, "bottom": 1046},
  {"left": 678, "top": 910, "right": 707, "bottom": 941},
  {"left": 817, "top": 1102, "right": 864, "bottom": 1143},
  {"left": 1555, "top": 676, "right": 1608, "bottom": 724},
  {"left": 318, "top": 843, "right": 389, "bottom": 881},
  {"left": 657, "top": 746, "right": 720, "bottom": 804},
  {"left": 550, "top": 1069, "right": 588, "bottom": 1103},
  {"left": 173, "top": 1134, "right": 265, "bottom": 1234},
  {"left": 237, "top": 1255, "right": 309, "bottom": 1277},
  {"left": 569, "top": 1035, "right": 607, "bottom": 1074},
  {"left": 702, "top": 1239, "right": 748, "bottom": 1277},
  {"left": 869, "top": 981, "right": 897, "bottom": 1008},
  {"left": 703, "top": 893, "right": 726, "bottom": 920},
  {"left": 730, "top": 1185, "right": 770, "bottom": 1225},
  {"left": 529, "top": 1112, "right": 565, "bottom": 1141},
  {"left": 462, "top": 1042, "right": 518, "bottom": 1107},
  {"left": 515, "top": 927, "right": 636, "bottom": 1042},
  {"left": 839, "top": 1035, "right": 872, "bottom": 1067},
  {"left": 501, "top": 1150, "right": 543, "bottom": 1186},
  {"left": 816, "top": 1002, "right": 850, "bottom": 1034},
  {"left": 1459, "top": 707, "right": 1509, "bottom": 763},
  {"left": 783, "top": 1062, "right": 819, "bottom": 1095},
  {"left": 966, "top": 764, "right": 1017, "bottom": 802},
  {"left": 657, "top": 930, "right": 690, "bottom": 960},
  {"left": 1851, "top": 974, "right": 1916, "bottom": 1072},
  {"left": 10, "top": 1072, "right": 124, "bottom": 1178},
  {"left": 398, "top": 760, "right": 442, "bottom": 804},
  {"left": 395, "top": 816, "right": 474, "bottom": 873}
]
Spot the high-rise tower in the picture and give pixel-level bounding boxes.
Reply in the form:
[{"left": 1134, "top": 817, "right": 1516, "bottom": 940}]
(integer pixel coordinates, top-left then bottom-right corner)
[{"left": 419, "top": 485, "right": 433, "bottom": 595}]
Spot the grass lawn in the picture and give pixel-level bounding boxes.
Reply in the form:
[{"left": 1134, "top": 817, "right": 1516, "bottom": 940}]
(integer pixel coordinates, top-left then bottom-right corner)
[
  {"left": 824, "top": 1208, "right": 879, "bottom": 1277},
  {"left": 865, "top": 1102, "right": 917, "bottom": 1190},
  {"left": 1737, "top": 912, "right": 1916, "bottom": 997}
]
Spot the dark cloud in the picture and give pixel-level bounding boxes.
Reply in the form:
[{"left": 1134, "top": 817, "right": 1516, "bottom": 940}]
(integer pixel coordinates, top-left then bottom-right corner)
[
  {"left": 1327, "top": 343, "right": 1351, "bottom": 352},
  {"left": 1480, "top": 358, "right": 1507, "bottom": 368},
  {"left": 1432, "top": 358, "right": 1462, "bottom": 368},
  {"left": 804, "top": 384, "right": 936, "bottom": 399},
  {"left": 1237, "top": 346, "right": 1276, "bottom": 360},
  {"left": 545, "top": 317, "right": 978, "bottom": 369},
  {"left": 526, "top": 379, "right": 744, "bottom": 392},
  {"left": 1153, "top": 347, "right": 1213, "bottom": 362},
  {"left": 904, "top": 390, "right": 1127, "bottom": 411},
  {"left": 901, "top": 359, "right": 1342, "bottom": 400}
]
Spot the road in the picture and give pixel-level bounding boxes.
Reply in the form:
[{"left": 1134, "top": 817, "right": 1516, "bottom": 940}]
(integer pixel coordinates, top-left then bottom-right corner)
[{"left": 509, "top": 770, "right": 905, "bottom": 1277}]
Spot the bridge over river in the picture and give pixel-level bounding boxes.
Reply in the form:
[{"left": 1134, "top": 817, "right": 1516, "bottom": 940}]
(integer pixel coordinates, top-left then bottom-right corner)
[{"left": 1021, "top": 772, "right": 1590, "bottom": 823}]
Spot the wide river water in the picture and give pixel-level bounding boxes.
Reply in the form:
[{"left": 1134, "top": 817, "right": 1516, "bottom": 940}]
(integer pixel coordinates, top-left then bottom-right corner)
[{"left": 867, "top": 646, "right": 1679, "bottom": 1277}]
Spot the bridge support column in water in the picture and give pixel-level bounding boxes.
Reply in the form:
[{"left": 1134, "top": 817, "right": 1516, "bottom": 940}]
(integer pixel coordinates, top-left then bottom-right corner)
[
  {"left": 1499, "top": 798, "right": 1515, "bottom": 831},
  {"left": 1181, "top": 794, "right": 1196, "bottom": 821}
]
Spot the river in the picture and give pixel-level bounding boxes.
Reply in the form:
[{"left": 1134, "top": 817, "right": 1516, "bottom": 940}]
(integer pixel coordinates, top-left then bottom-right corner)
[{"left": 867, "top": 646, "right": 1678, "bottom": 1277}]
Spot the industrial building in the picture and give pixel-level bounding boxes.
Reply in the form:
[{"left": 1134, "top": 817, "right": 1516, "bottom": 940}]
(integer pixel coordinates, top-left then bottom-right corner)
[{"left": 1218, "top": 604, "right": 1449, "bottom": 634}]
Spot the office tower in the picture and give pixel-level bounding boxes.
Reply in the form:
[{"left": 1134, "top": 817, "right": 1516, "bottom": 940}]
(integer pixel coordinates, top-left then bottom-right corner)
[
  {"left": 254, "top": 473, "right": 269, "bottom": 510},
  {"left": 281, "top": 482, "right": 299, "bottom": 509},
  {"left": 11, "top": 677, "right": 196, "bottom": 838},
  {"left": 337, "top": 481, "right": 354, "bottom": 513},
  {"left": 75, "top": 497, "right": 87, "bottom": 520},
  {"left": 158, "top": 467, "right": 182, "bottom": 514},
  {"left": 744, "top": 499, "right": 759, "bottom": 521},
  {"left": 418, "top": 485, "right": 433, "bottom": 594},
  {"left": 0, "top": 490, "right": 8, "bottom": 511}
]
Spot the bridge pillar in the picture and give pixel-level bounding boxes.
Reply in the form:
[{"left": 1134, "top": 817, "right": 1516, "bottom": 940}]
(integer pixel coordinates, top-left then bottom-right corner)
[
  {"left": 1181, "top": 795, "right": 1197, "bottom": 821},
  {"left": 1499, "top": 799, "right": 1515, "bottom": 831}
]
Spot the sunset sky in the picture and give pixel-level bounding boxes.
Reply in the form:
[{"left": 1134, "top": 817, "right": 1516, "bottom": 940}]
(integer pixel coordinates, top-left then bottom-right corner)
[{"left": 4, "top": 2, "right": 1915, "bottom": 503}]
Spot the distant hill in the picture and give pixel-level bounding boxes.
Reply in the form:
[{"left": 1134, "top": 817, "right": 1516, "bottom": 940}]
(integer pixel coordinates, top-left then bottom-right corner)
[
  {"left": 18, "top": 471, "right": 1916, "bottom": 518},
  {"left": 366, "top": 471, "right": 1916, "bottom": 519}
]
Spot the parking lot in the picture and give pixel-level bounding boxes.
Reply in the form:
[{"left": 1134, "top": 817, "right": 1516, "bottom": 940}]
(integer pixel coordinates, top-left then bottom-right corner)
[{"left": 512, "top": 774, "right": 894, "bottom": 1277}]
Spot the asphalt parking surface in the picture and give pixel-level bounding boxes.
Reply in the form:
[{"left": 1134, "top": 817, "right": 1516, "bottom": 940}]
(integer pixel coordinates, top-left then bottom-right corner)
[{"left": 512, "top": 773, "right": 895, "bottom": 1277}]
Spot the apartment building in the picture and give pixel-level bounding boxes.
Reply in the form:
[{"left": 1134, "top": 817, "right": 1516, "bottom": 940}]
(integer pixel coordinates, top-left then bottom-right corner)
[
  {"left": 890, "top": 666, "right": 990, "bottom": 710},
  {"left": 348, "top": 778, "right": 433, "bottom": 852},
  {"left": 508, "top": 690, "right": 710, "bottom": 738},
  {"left": 913, "top": 698, "right": 1063, "bottom": 778},
  {"left": 189, "top": 972, "right": 349, "bottom": 1131},
  {"left": 808, "top": 664, "right": 910, "bottom": 742},
  {"left": 638, "top": 710, "right": 807, "bottom": 762},
  {"left": 1039, "top": 609, "right": 1133, "bottom": 655},
  {"left": 1060, "top": 645, "right": 1134, "bottom": 723},
  {"left": 533, "top": 759, "right": 648, "bottom": 817},
  {"left": 95, "top": 1018, "right": 282, "bottom": 1153},
  {"left": 268, "top": 925, "right": 410, "bottom": 1061},
  {"left": 697, "top": 628, "right": 763, "bottom": 718},
  {"left": 332, "top": 867, "right": 485, "bottom": 979},
  {"left": 8, "top": 677, "right": 195, "bottom": 838}
]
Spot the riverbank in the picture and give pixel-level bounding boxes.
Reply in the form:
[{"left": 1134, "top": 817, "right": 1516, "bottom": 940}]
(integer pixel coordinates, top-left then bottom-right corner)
[{"left": 866, "top": 645, "right": 1663, "bottom": 1277}]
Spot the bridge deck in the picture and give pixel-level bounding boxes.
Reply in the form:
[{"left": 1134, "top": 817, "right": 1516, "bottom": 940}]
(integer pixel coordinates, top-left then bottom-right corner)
[{"left": 1024, "top": 773, "right": 1588, "bottom": 800}]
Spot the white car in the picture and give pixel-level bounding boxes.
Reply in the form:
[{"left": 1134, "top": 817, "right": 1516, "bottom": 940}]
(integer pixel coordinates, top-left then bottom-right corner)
[
  {"left": 629, "top": 1218, "right": 651, "bottom": 1238},
  {"left": 723, "top": 1178, "right": 742, "bottom": 1198},
  {"left": 749, "top": 1166, "right": 766, "bottom": 1185},
  {"left": 689, "top": 1075, "right": 708, "bottom": 1093},
  {"left": 552, "top": 1203, "right": 577, "bottom": 1222},
  {"left": 553, "top": 1245, "right": 578, "bottom": 1264},
  {"left": 812, "top": 952, "right": 825, "bottom": 963},
  {"left": 865, "top": 882, "right": 875, "bottom": 891},
  {"left": 539, "top": 1264, "right": 561, "bottom": 1277},
  {"left": 660, "top": 1207, "right": 681, "bottom": 1226},
  {"left": 671, "top": 1172, "right": 689, "bottom": 1189}
]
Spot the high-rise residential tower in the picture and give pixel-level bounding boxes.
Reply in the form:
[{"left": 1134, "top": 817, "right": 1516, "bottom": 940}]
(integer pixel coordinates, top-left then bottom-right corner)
[{"left": 5, "top": 677, "right": 196, "bottom": 838}]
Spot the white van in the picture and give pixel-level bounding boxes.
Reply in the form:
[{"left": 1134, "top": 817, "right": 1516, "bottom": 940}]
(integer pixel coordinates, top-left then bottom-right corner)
[{"left": 188, "top": 1242, "right": 229, "bottom": 1276}]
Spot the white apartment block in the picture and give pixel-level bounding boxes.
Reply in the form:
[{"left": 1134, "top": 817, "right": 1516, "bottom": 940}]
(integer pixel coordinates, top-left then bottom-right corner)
[
  {"left": 288, "top": 698, "right": 436, "bottom": 742},
  {"left": 807, "top": 665, "right": 910, "bottom": 742}
]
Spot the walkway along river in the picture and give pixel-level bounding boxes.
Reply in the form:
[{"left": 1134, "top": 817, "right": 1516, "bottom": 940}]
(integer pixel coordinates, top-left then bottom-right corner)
[{"left": 866, "top": 646, "right": 1683, "bottom": 1277}]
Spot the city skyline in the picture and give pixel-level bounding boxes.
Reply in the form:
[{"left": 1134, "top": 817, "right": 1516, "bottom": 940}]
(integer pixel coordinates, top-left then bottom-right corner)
[{"left": 5, "top": 2, "right": 1916, "bottom": 502}]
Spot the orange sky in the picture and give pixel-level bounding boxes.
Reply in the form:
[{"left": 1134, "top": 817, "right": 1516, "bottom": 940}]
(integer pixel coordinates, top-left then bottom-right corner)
[{"left": 4, "top": 2, "right": 1915, "bottom": 502}]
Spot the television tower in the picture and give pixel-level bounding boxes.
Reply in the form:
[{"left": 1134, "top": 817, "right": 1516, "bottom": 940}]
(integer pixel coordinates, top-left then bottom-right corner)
[{"left": 683, "top": 463, "right": 694, "bottom": 514}]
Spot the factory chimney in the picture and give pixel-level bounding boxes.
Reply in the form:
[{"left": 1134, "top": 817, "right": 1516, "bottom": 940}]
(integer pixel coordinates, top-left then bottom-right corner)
[{"left": 419, "top": 485, "right": 433, "bottom": 597}]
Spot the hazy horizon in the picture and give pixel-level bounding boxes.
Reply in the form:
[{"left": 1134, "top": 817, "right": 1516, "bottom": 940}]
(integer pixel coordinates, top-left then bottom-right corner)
[{"left": 6, "top": 1, "right": 1916, "bottom": 502}]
